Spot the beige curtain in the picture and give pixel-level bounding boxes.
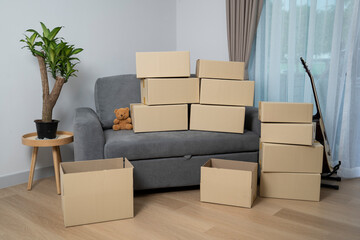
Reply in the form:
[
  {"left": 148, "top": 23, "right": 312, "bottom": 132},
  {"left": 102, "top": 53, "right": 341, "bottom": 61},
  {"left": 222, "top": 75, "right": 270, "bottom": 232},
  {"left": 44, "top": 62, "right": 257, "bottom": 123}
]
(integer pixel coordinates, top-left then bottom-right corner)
[{"left": 226, "top": 0, "right": 263, "bottom": 79}]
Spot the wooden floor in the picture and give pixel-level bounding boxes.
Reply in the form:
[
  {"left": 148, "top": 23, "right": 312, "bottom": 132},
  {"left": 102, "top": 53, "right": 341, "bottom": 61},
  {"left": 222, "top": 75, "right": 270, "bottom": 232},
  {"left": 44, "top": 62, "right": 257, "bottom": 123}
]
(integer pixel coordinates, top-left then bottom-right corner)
[{"left": 0, "top": 178, "right": 359, "bottom": 240}]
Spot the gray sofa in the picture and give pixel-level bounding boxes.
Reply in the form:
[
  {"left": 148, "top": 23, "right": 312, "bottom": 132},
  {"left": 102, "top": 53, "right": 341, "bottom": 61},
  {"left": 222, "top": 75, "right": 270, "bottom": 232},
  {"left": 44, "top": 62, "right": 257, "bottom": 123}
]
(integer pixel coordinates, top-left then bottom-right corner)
[{"left": 74, "top": 74, "right": 260, "bottom": 190}]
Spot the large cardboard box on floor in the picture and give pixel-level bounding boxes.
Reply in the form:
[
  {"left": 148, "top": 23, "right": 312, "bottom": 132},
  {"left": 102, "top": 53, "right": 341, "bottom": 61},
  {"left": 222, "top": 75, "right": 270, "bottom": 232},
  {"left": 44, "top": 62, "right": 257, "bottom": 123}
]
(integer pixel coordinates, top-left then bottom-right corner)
[
  {"left": 136, "top": 51, "right": 190, "bottom": 78},
  {"left": 260, "top": 142, "right": 323, "bottom": 173},
  {"left": 60, "top": 158, "right": 134, "bottom": 227},
  {"left": 190, "top": 104, "right": 245, "bottom": 133},
  {"left": 259, "top": 102, "right": 313, "bottom": 123},
  {"left": 260, "top": 172, "right": 321, "bottom": 201},
  {"left": 261, "top": 123, "right": 316, "bottom": 145},
  {"left": 141, "top": 78, "right": 199, "bottom": 105},
  {"left": 200, "top": 79, "right": 254, "bottom": 106},
  {"left": 201, "top": 159, "right": 258, "bottom": 208},
  {"left": 196, "top": 59, "right": 245, "bottom": 80},
  {"left": 131, "top": 103, "right": 188, "bottom": 133}
]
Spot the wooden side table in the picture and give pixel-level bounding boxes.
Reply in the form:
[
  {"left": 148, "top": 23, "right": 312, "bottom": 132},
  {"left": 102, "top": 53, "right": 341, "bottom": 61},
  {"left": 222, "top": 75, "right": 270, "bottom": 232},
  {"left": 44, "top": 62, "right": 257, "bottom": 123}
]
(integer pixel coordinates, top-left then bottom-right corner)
[{"left": 22, "top": 131, "right": 73, "bottom": 195}]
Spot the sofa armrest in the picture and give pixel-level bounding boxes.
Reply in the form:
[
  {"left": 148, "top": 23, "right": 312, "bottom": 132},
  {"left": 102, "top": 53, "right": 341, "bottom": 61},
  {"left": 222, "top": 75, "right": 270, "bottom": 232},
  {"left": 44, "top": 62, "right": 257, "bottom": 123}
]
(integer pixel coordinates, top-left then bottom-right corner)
[
  {"left": 245, "top": 106, "right": 261, "bottom": 136},
  {"left": 74, "top": 107, "right": 105, "bottom": 161}
]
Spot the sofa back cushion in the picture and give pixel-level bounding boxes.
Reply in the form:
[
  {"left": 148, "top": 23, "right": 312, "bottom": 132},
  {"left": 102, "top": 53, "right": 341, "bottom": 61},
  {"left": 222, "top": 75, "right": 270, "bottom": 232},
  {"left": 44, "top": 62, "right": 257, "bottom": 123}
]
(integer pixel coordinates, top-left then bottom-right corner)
[{"left": 95, "top": 74, "right": 141, "bottom": 129}]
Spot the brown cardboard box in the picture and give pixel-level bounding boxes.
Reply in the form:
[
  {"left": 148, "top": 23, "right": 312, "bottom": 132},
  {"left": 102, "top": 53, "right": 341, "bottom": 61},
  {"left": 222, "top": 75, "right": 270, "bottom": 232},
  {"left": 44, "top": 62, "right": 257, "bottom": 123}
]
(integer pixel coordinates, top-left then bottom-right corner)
[
  {"left": 130, "top": 103, "right": 188, "bottom": 133},
  {"left": 190, "top": 104, "right": 245, "bottom": 133},
  {"left": 201, "top": 159, "right": 258, "bottom": 208},
  {"left": 141, "top": 78, "right": 199, "bottom": 105},
  {"left": 60, "top": 158, "right": 134, "bottom": 227},
  {"left": 196, "top": 59, "right": 245, "bottom": 80},
  {"left": 259, "top": 102, "right": 313, "bottom": 123},
  {"left": 260, "top": 123, "right": 316, "bottom": 145},
  {"left": 200, "top": 79, "right": 254, "bottom": 106},
  {"left": 260, "top": 172, "right": 321, "bottom": 201},
  {"left": 261, "top": 142, "right": 323, "bottom": 173},
  {"left": 136, "top": 51, "right": 190, "bottom": 78}
]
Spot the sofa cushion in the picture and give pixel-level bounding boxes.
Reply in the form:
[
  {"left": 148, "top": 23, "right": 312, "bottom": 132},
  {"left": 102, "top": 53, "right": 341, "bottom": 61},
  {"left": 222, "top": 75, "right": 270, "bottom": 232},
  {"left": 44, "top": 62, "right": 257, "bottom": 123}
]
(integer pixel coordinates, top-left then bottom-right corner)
[
  {"left": 104, "top": 129, "right": 259, "bottom": 160},
  {"left": 95, "top": 74, "right": 141, "bottom": 129}
]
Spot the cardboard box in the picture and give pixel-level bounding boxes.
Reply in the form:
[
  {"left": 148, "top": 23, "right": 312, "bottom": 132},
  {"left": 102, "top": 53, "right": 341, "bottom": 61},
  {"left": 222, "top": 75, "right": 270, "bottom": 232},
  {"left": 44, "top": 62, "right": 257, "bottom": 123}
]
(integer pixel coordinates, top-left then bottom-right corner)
[
  {"left": 260, "top": 172, "right": 321, "bottom": 201},
  {"left": 201, "top": 159, "right": 258, "bottom": 208},
  {"left": 130, "top": 103, "right": 188, "bottom": 133},
  {"left": 190, "top": 104, "right": 245, "bottom": 133},
  {"left": 196, "top": 59, "right": 245, "bottom": 80},
  {"left": 60, "top": 158, "right": 134, "bottom": 227},
  {"left": 200, "top": 79, "right": 254, "bottom": 106},
  {"left": 261, "top": 123, "right": 316, "bottom": 145},
  {"left": 136, "top": 51, "right": 190, "bottom": 78},
  {"left": 260, "top": 142, "right": 323, "bottom": 173},
  {"left": 141, "top": 78, "right": 199, "bottom": 105},
  {"left": 259, "top": 102, "right": 313, "bottom": 123}
]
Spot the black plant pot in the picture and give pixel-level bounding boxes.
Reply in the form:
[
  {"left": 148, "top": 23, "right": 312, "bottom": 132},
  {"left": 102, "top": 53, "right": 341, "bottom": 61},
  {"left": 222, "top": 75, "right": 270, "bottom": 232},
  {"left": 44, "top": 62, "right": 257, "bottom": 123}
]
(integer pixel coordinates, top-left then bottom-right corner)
[{"left": 34, "top": 120, "right": 59, "bottom": 139}]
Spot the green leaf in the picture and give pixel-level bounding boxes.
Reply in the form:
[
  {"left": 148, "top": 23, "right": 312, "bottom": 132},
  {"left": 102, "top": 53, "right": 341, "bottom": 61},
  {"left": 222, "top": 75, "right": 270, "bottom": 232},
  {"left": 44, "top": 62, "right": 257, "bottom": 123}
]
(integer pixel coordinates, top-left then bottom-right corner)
[
  {"left": 40, "top": 22, "right": 50, "bottom": 38},
  {"left": 34, "top": 41, "right": 43, "bottom": 47},
  {"left": 42, "top": 37, "right": 50, "bottom": 47},
  {"left": 55, "top": 43, "right": 65, "bottom": 55},
  {"left": 48, "top": 26, "right": 62, "bottom": 40},
  {"left": 29, "top": 32, "right": 37, "bottom": 45},
  {"left": 26, "top": 29, "right": 40, "bottom": 35},
  {"left": 49, "top": 48, "right": 55, "bottom": 63},
  {"left": 33, "top": 50, "right": 44, "bottom": 57},
  {"left": 66, "top": 61, "right": 71, "bottom": 72},
  {"left": 68, "top": 57, "right": 80, "bottom": 61},
  {"left": 65, "top": 48, "right": 72, "bottom": 56},
  {"left": 72, "top": 48, "right": 83, "bottom": 55},
  {"left": 50, "top": 41, "right": 56, "bottom": 50}
]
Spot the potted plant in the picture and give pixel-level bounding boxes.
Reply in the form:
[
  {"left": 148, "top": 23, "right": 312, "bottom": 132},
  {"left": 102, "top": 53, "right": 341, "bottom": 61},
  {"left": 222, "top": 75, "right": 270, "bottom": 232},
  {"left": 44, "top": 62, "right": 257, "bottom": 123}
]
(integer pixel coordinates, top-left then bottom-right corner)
[{"left": 21, "top": 22, "right": 83, "bottom": 139}]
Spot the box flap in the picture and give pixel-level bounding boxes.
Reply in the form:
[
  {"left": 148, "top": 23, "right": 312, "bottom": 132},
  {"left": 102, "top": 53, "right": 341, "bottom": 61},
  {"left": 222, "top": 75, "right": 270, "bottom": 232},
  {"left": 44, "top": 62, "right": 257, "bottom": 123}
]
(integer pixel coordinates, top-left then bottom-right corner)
[
  {"left": 61, "top": 158, "right": 124, "bottom": 174},
  {"left": 207, "top": 158, "right": 257, "bottom": 173}
]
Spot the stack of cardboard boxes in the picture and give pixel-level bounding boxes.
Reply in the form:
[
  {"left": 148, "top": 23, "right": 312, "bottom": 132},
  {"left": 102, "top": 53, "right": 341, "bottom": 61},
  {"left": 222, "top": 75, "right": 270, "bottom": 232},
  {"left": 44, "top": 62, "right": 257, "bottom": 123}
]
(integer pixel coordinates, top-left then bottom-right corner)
[
  {"left": 259, "top": 102, "right": 323, "bottom": 201},
  {"left": 132, "top": 51, "right": 199, "bottom": 133},
  {"left": 190, "top": 60, "right": 255, "bottom": 133}
]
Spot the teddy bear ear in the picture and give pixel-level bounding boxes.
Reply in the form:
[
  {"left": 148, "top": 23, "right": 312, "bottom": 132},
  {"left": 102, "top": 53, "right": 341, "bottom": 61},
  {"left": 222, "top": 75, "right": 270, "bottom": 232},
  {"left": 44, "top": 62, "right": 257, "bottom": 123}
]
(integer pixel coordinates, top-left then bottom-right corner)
[{"left": 114, "top": 109, "right": 117, "bottom": 113}]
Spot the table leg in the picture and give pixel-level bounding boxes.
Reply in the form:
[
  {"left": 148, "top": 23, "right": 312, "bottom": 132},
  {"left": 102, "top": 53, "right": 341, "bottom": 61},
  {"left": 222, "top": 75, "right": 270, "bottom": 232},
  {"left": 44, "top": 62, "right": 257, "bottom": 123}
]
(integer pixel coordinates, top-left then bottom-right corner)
[
  {"left": 27, "top": 147, "right": 38, "bottom": 190},
  {"left": 56, "top": 146, "right": 62, "bottom": 163},
  {"left": 52, "top": 146, "right": 61, "bottom": 195}
]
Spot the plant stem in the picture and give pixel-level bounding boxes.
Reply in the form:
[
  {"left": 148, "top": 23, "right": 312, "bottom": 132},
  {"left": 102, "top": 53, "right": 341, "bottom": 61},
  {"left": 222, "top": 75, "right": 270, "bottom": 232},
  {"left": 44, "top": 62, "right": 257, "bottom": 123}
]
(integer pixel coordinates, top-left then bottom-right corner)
[
  {"left": 36, "top": 56, "right": 65, "bottom": 122},
  {"left": 36, "top": 55, "right": 52, "bottom": 122},
  {"left": 42, "top": 76, "right": 65, "bottom": 122},
  {"left": 49, "top": 76, "right": 65, "bottom": 110},
  {"left": 36, "top": 56, "right": 49, "bottom": 100}
]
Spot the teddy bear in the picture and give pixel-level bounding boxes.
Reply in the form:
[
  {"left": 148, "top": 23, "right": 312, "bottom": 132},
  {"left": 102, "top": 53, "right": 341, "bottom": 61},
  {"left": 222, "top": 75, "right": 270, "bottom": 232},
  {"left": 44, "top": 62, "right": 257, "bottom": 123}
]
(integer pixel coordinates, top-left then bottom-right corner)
[{"left": 113, "top": 107, "right": 133, "bottom": 130}]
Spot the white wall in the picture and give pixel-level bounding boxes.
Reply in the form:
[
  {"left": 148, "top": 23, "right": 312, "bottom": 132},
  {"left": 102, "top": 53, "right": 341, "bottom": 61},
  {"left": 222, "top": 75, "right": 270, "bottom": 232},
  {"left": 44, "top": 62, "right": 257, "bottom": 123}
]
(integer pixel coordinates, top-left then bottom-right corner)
[
  {"left": 0, "top": 0, "right": 229, "bottom": 188},
  {"left": 176, "top": 0, "right": 229, "bottom": 73},
  {"left": 0, "top": 0, "right": 177, "bottom": 187}
]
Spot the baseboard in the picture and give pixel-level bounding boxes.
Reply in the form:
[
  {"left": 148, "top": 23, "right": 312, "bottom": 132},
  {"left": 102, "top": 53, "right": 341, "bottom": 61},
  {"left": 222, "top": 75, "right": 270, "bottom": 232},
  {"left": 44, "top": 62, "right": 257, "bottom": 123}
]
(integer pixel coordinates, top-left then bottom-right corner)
[{"left": 0, "top": 166, "right": 54, "bottom": 189}]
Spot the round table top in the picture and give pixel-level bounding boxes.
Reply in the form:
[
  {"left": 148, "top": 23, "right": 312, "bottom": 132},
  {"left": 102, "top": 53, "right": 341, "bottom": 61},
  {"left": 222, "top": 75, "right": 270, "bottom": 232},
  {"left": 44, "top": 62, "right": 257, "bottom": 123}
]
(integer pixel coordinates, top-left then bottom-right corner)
[{"left": 22, "top": 131, "right": 74, "bottom": 147}]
